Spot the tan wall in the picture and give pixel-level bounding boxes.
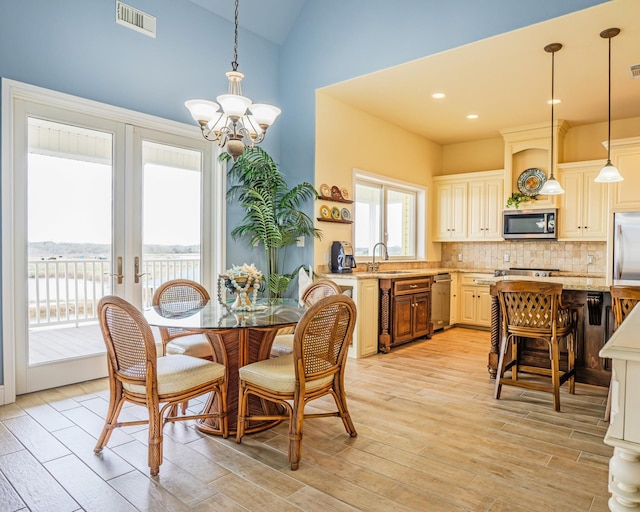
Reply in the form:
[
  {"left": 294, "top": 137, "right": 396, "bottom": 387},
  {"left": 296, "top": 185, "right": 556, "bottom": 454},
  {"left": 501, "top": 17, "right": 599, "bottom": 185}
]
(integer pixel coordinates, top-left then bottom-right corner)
[
  {"left": 440, "top": 138, "right": 504, "bottom": 175},
  {"left": 314, "top": 92, "right": 442, "bottom": 270},
  {"left": 439, "top": 117, "right": 640, "bottom": 174}
]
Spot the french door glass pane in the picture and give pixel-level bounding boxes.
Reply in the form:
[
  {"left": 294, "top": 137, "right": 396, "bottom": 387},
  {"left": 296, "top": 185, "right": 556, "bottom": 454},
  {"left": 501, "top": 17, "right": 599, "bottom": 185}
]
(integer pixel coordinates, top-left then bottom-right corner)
[
  {"left": 27, "top": 118, "right": 112, "bottom": 365},
  {"left": 142, "top": 141, "right": 202, "bottom": 307}
]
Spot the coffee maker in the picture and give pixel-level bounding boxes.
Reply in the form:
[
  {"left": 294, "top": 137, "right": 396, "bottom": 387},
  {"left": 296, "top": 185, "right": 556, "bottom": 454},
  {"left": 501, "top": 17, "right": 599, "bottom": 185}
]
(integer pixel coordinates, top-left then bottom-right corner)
[{"left": 330, "top": 241, "right": 357, "bottom": 273}]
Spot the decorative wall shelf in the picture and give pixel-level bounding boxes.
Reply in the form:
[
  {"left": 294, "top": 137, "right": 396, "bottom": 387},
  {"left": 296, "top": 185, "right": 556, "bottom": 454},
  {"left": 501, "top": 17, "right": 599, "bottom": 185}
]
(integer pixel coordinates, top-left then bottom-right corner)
[
  {"left": 316, "top": 217, "right": 353, "bottom": 224},
  {"left": 317, "top": 195, "right": 353, "bottom": 204}
]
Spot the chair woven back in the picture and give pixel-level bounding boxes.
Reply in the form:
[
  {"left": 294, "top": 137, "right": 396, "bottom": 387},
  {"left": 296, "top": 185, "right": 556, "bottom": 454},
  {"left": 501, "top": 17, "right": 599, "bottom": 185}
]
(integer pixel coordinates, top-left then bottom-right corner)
[
  {"left": 497, "top": 281, "right": 564, "bottom": 334},
  {"left": 293, "top": 294, "right": 356, "bottom": 378},
  {"left": 611, "top": 285, "right": 640, "bottom": 329},
  {"left": 301, "top": 279, "right": 342, "bottom": 307},
  {"left": 98, "top": 295, "right": 156, "bottom": 384},
  {"left": 152, "top": 279, "right": 210, "bottom": 340}
]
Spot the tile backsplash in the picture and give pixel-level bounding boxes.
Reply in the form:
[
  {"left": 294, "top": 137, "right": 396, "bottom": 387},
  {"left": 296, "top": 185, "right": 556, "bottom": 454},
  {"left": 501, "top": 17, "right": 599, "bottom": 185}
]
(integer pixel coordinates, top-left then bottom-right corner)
[{"left": 440, "top": 241, "right": 606, "bottom": 275}]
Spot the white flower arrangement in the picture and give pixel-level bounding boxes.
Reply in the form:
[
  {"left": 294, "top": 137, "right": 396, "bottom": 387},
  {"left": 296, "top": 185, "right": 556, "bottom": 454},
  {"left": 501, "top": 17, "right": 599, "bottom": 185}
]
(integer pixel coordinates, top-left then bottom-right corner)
[{"left": 217, "top": 263, "right": 263, "bottom": 310}]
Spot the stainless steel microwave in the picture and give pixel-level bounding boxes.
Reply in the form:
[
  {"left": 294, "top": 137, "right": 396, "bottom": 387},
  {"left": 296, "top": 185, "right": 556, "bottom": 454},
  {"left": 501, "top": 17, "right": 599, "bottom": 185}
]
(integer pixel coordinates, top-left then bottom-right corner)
[{"left": 503, "top": 208, "right": 557, "bottom": 239}]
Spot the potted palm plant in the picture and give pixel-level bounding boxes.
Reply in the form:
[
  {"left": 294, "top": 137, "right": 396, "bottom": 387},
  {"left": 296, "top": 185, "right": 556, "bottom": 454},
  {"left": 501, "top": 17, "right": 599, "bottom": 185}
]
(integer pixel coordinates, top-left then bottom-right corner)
[{"left": 222, "top": 147, "right": 322, "bottom": 299}]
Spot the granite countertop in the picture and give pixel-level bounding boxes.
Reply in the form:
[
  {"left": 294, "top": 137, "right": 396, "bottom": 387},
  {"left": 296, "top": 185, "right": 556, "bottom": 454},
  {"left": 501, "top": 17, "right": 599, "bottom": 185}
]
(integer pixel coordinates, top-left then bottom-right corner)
[{"left": 319, "top": 268, "right": 612, "bottom": 292}]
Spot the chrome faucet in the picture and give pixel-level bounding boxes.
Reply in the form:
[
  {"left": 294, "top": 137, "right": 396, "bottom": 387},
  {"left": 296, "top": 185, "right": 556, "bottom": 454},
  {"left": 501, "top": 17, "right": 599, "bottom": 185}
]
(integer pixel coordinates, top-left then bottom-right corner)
[{"left": 368, "top": 242, "right": 389, "bottom": 272}]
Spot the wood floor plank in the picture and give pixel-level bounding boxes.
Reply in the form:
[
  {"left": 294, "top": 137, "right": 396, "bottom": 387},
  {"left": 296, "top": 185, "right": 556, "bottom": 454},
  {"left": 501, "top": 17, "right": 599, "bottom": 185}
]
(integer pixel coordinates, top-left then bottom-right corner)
[
  {"left": 44, "top": 454, "right": 138, "bottom": 512},
  {"left": 108, "top": 470, "right": 196, "bottom": 512},
  {"left": 3, "top": 415, "right": 70, "bottom": 463},
  {"left": 0, "top": 450, "right": 78, "bottom": 512},
  {"left": 52, "top": 425, "right": 135, "bottom": 480},
  {"left": 0, "top": 469, "right": 26, "bottom": 511}
]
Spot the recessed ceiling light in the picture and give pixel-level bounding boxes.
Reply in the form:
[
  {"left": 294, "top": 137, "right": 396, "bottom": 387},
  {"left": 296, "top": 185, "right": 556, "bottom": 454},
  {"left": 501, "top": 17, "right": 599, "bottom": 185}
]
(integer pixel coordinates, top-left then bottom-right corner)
[
  {"left": 547, "top": 98, "right": 562, "bottom": 105},
  {"left": 432, "top": 93, "right": 446, "bottom": 99},
  {"left": 466, "top": 114, "right": 479, "bottom": 119}
]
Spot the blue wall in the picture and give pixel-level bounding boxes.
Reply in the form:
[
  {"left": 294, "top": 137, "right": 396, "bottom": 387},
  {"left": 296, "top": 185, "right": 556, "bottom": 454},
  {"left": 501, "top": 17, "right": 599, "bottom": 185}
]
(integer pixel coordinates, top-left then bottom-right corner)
[{"left": 0, "top": 0, "right": 609, "bottom": 386}]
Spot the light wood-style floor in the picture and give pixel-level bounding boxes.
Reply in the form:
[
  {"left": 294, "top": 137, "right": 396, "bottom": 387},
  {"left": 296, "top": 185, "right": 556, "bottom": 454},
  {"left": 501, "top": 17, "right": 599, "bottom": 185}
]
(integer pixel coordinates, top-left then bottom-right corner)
[{"left": 0, "top": 327, "right": 611, "bottom": 512}]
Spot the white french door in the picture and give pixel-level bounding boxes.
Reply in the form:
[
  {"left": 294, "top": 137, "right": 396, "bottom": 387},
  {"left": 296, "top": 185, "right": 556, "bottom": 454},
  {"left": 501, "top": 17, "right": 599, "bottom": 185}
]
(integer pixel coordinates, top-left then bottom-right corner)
[{"left": 2, "top": 80, "right": 223, "bottom": 399}]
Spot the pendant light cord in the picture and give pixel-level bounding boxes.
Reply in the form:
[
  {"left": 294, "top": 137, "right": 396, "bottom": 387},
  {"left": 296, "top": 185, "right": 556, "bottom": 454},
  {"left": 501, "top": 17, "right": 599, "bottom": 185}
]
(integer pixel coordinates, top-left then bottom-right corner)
[
  {"left": 231, "top": 0, "right": 239, "bottom": 71},
  {"left": 550, "top": 49, "right": 555, "bottom": 179},
  {"left": 606, "top": 33, "right": 612, "bottom": 162}
]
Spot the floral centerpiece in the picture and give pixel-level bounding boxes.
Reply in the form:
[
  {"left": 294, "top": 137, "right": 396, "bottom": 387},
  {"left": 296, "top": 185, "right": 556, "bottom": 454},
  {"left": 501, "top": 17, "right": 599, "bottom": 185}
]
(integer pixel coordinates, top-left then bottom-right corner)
[{"left": 217, "top": 263, "right": 263, "bottom": 311}]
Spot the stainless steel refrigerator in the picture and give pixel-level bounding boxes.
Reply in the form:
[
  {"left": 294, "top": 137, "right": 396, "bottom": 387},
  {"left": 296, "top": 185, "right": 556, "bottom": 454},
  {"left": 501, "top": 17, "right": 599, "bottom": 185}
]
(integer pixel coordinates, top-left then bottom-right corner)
[{"left": 613, "top": 212, "right": 640, "bottom": 282}]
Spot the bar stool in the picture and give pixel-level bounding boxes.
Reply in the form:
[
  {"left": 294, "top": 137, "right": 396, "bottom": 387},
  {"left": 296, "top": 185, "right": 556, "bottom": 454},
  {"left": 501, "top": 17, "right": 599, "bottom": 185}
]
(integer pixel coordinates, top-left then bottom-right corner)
[
  {"left": 604, "top": 285, "right": 640, "bottom": 420},
  {"left": 494, "top": 280, "right": 577, "bottom": 412}
]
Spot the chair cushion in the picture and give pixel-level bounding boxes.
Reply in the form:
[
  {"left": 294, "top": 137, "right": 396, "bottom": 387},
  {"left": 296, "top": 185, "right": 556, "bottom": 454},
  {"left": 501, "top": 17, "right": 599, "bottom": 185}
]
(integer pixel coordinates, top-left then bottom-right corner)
[
  {"left": 123, "top": 355, "right": 225, "bottom": 396},
  {"left": 166, "top": 334, "right": 212, "bottom": 359},
  {"left": 239, "top": 354, "right": 333, "bottom": 393},
  {"left": 270, "top": 333, "right": 294, "bottom": 357}
]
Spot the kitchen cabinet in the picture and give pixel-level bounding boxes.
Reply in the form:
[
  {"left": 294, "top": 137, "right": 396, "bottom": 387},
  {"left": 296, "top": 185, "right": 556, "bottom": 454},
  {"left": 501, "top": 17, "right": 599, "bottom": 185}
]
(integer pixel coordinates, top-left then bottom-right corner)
[
  {"left": 459, "top": 274, "right": 492, "bottom": 328},
  {"left": 433, "top": 180, "right": 467, "bottom": 241},
  {"left": 467, "top": 172, "right": 504, "bottom": 240},
  {"left": 558, "top": 161, "right": 608, "bottom": 241},
  {"left": 328, "top": 276, "right": 379, "bottom": 359},
  {"left": 449, "top": 272, "right": 459, "bottom": 325},
  {"left": 378, "top": 276, "right": 432, "bottom": 352},
  {"left": 610, "top": 137, "right": 640, "bottom": 209}
]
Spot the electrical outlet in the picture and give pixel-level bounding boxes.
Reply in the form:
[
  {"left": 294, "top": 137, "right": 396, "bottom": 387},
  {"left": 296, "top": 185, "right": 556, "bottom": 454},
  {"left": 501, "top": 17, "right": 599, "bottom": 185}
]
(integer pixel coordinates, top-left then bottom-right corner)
[
  {"left": 296, "top": 236, "right": 305, "bottom": 247},
  {"left": 503, "top": 253, "right": 510, "bottom": 263},
  {"left": 587, "top": 254, "right": 594, "bottom": 265},
  {"left": 457, "top": 253, "right": 463, "bottom": 262}
]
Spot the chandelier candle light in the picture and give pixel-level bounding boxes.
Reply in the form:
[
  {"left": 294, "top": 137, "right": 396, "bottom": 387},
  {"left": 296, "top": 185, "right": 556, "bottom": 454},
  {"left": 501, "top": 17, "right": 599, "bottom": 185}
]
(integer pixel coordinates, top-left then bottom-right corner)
[
  {"left": 538, "top": 42, "right": 564, "bottom": 196},
  {"left": 185, "top": 0, "right": 280, "bottom": 161},
  {"left": 218, "top": 263, "right": 263, "bottom": 311},
  {"left": 594, "top": 28, "right": 623, "bottom": 183}
]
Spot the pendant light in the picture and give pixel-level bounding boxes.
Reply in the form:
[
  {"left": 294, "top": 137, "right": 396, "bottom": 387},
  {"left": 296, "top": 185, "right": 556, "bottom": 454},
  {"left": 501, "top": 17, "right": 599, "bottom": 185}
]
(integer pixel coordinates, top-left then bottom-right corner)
[
  {"left": 538, "top": 43, "right": 564, "bottom": 195},
  {"left": 594, "top": 28, "right": 623, "bottom": 183}
]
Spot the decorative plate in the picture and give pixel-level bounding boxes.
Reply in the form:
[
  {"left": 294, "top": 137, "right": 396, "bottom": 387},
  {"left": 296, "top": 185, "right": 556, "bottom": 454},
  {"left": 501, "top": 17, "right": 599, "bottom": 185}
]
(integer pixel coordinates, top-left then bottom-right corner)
[
  {"left": 517, "top": 168, "right": 546, "bottom": 196},
  {"left": 331, "top": 206, "right": 341, "bottom": 220},
  {"left": 319, "top": 183, "right": 331, "bottom": 197},
  {"left": 320, "top": 204, "right": 331, "bottom": 219},
  {"left": 341, "top": 207, "right": 351, "bottom": 221},
  {"left": 331, "top": 185, "right": 343, "bottom": 200},
  {"left": 341, "top": 188, "right": 349, "bottom": 200}
]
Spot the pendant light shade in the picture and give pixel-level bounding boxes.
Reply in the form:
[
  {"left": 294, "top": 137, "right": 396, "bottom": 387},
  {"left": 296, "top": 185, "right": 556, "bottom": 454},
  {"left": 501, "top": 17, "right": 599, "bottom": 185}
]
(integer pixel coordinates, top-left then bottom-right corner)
[
  {"left": 595, "top": 28, "right": 623, "bottom": 183},
  {"left": 538, "top": 43, "right": 564, "bottom": 196}
]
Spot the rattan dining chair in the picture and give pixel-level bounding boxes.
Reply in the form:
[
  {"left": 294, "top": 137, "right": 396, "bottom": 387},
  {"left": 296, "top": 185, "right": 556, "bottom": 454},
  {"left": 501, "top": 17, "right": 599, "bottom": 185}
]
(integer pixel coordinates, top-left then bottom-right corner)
[
  {"left": 237, "top": 294, "right": 357, "bottom": 470},
  {"left": 270, "top": 279, "right": 343, "bottom": 358},
  {"left": 94, "top": 295, "right": 228, "bottom": 476},
  {"left": 494, "top": 281, "right": 577, "bottom": 412},
  {"left": 152, "top": 279, "right": 213, "bottom": 359},
  {"left": 604, "top": 285, "right": 640, "bottom": 420}
]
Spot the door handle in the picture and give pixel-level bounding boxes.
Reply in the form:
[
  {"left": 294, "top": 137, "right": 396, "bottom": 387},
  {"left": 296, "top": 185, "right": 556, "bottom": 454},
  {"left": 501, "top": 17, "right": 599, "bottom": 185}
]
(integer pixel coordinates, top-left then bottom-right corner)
[
  {"left": 134, "top": 256, "right": 148, "bottom": 284},
  {"left": 105, "top": 256, "right": 124, "bottom": 285}
]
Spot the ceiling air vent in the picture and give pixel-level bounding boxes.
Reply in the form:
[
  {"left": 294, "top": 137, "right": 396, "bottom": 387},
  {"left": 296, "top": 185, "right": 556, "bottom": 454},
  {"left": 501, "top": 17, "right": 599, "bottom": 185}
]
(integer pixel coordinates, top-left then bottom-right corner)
[
  {"left": 630, "top": 64, "right": 640, "bottom": 79},
  {"left": 116, "top": 1, "right": 156, "bottom": 38}
]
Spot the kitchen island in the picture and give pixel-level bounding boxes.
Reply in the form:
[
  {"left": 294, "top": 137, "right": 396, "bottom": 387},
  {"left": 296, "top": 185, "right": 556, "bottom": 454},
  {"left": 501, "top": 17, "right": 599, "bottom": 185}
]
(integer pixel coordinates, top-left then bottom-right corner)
[{"left": 482, "top": 274, "right": 613, "bottom": 387}]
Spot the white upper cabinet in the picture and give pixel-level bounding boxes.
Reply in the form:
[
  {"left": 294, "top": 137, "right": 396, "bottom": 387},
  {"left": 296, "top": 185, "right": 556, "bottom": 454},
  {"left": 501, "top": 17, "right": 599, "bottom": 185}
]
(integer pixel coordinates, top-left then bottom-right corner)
[
  {"left": 434, "top": 180, "right": 467, "bottom": 241},
  {"left": 467, "top": 172, "right": 504, "bottom": 241},
  {"left": 558, "top": 161, "right": 608, "bottom": 241},
  {"left": 610, "top": 138, "right": 640, "bottom": 209}
]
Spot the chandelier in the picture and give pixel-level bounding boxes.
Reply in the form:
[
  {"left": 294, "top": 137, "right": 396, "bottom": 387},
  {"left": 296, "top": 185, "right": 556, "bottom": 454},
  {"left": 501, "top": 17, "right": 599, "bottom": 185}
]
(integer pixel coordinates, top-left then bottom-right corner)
[
  {"left": 185, "top": 0, "right": 280, "bottom": 160},
  {"left": 538, "top": 42, "right": 564, "bottom": 195},
  {"left": 594, "top": 28, "right": 623, "bottom": 183}
]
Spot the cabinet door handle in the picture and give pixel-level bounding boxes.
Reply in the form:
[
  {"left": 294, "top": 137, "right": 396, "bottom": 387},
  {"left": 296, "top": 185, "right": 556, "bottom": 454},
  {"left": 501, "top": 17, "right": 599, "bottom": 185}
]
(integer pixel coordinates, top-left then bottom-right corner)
[{"left": 409, "top": 284, "right": 418, "bottom": 288}]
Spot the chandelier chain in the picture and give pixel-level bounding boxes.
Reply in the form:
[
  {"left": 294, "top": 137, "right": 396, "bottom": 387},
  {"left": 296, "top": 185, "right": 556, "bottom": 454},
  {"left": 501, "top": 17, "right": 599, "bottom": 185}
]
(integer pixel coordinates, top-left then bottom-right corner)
[{"left": 232, "top": 0, "right": 239, "bottom": 71}]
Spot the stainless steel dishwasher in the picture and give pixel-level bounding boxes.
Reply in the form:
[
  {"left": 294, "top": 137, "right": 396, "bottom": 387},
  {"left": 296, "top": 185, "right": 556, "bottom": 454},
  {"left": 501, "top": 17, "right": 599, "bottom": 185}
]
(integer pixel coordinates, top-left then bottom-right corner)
[{"left": 431, "top": 273, "right": 451, "bottom": 331}]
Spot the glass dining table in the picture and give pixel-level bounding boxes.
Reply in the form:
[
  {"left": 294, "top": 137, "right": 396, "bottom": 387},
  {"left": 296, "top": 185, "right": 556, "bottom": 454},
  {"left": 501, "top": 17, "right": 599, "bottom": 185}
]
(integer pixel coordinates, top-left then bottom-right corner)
[{"left": 143, "top": 298, "right": 306, "bottom": 435}]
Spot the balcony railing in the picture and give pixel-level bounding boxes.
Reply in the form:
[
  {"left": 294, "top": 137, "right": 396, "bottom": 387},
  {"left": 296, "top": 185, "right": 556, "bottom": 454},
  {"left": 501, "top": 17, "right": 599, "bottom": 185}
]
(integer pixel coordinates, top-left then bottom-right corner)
[{"left": 28, "top": 257, "right": 201, "bottom": 327}]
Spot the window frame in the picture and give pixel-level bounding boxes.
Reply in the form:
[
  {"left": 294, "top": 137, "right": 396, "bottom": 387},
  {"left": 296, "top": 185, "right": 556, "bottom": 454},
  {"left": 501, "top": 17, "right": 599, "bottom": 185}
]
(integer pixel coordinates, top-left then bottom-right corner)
[{"left": 352, "top": 168, "right": 426, "bottom": 262}]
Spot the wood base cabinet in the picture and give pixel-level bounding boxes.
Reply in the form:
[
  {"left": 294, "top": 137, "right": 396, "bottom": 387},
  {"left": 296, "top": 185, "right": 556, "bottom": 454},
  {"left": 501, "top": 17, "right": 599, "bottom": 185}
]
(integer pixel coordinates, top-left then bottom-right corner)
[{"left": 379, "top": 277, "right": 432, "bottom": 353}]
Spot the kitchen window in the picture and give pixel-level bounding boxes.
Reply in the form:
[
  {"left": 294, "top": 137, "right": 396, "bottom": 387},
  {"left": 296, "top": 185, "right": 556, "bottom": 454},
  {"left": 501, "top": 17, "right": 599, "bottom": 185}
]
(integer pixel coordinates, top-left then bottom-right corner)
[{"left": 354, "top": 175, "right": 421, "bottom": 259}]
